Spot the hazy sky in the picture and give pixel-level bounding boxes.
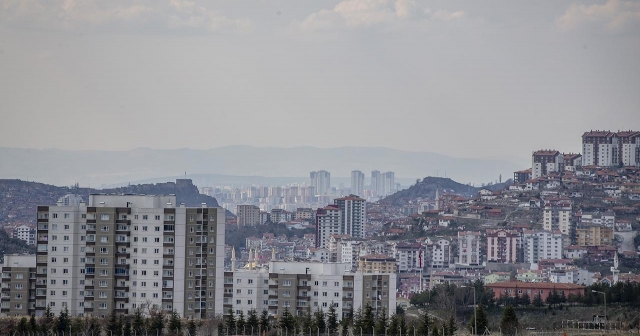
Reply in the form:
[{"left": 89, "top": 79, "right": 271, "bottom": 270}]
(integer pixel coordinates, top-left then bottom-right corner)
[{"left": 1, "top": 0, "right": 639, "bottom": 160}]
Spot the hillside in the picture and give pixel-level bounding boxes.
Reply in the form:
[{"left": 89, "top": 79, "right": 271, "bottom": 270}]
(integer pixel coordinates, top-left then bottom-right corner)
[
  {"left": 0, "top": 146, "right": 523, "bottom": 187},
  {"left": 381, "top": 176, "right": 512, "bottom": 205},
  {"left": 0, "top": 179, "right": 221, "bottom": 226}
]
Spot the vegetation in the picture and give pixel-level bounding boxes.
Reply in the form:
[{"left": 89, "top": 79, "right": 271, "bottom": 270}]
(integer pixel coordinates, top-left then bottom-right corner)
[{"left": 500, "top": 305, "right": 519, "bottom": 336}]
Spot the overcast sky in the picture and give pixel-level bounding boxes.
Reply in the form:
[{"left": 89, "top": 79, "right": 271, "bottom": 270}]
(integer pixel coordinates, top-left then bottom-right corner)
[{"left": 1, "top": 0, "right": 639, "bottom": 160}]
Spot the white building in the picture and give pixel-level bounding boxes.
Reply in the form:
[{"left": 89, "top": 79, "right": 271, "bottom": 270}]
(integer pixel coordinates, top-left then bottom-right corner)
[
  {"left": 315, "top": 205, "right": 342, "bottom": 249},
  {"left": 543, "top": 201, "right": 572, "bottom": 235},
  {"left": 522, "top": 230, "right": 564, "bottom": 264},
  {"left": 618, "top": 131, "right": 640, "bottom": 167},
  {"left": 456, "top": 231, "right": 482, "bottom": 266},
  {"left": 431, "top": 239, "right": 451, "bottom": 268},
  {"left": 532, "top": 150, "right": 564, "bottom": 179},
  {"left": 334, "top": 195, "right": 366, "bottom": 239},
  {"left": 582, "top": 131, "right": 619, "bottom": 167},
  {"left": 310, "top": 171, "right": 331, "bottom": 196},
  {"left": 351, "top": 170, "right": 365, "bottom": 197},
  {"left": 14, "top": 225, "right": 36, "bottom": 246}
]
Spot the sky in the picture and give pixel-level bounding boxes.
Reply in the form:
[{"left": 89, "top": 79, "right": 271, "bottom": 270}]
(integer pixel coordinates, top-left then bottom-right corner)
[{"left": 1, "top": 0, "right": 639, "bottom": 160}]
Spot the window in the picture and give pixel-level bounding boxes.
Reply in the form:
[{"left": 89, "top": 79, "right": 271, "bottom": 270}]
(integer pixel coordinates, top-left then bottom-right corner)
[
  {"left": 154, "top": 248, "right": 160, "bottom": 254},
  {"left": 53, "top": 214, "right": 58, "bottom": 219},
  {"left": 50, "top": 280, "right": 56, "bottom": 285},
  {"left": 236, "top": 289, "right": 241, "bottom": 294},
  {"left": 143, "top": 226, "right": 148, "bottom": 231},
  {"left": 248, "top": 279, "right": 253, "bottom": 284},
  {"left": 283, "top": 280, "right": 292, "bottom": 286},
  {"left": 154, "top": 238, "right": 160, "bottom": 243},
  {"left": 334, "top": 292, "right": 339, "bottom": 297},
  {"left": 63, "top": 247, "right": 69, "bottom": 252},
  {"left": 62, "top": 280, "right": 68, "bottom": 285},
  {"left": 334, "top": 282, "right": 340, "bottom": 287},
  {"left": 143, "top": 237, "right": 148, "bottom": 242},
  {"left": 100, "top": 237, "right": 108, "bottom": 243},
  {"left": 64, "top": 224, "right": 70, "bottom": 229},
  {"left": 142, "top": 215, "right": 148, "bottom": 220},
  {"left": 100, "top": 214, "right": 110, "bottom": 221},
  {"left": 155, "top": 225, "right": 160, "bottom": 230}
]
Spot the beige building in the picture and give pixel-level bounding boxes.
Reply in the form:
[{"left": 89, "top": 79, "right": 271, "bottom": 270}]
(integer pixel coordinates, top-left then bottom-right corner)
[
  {"left": 0, "top": 254, "right": 37, "bottom": 317},
  {"left": 576, "top": 225, "right": 614, "bottom": 246},
  {"left": 237, "top": 205, "right": 261, "bottom": 227},
  {"left": 358, "top": 254, "right": 397, "bottom": 273}
]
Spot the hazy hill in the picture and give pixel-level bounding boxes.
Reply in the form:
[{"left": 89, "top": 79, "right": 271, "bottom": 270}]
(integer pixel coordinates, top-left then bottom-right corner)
[
  {"left": 381, "top": 176, "right": 513, "bottom": 205},
  {"left": 0, "top": 179, "right": 221, "bottom": 226},
  {"left": 0, "top": 146, "right": 524, "bottom": 187}
]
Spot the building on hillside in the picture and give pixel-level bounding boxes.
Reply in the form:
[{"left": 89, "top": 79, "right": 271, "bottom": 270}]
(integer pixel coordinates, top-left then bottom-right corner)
[
  {"left": 33, "top": 194, "right": 225, "bottom": 319},
  {"left": 351, "top": 170, "right": 365, "bottom": 197},
  {"left": 334, "top": 195, "right": 366, "bottom": 239},
  {"left": 513, "top": 169, "right": 532, "bottom": 184},
  {"left": 522, "top": 230, "right": 564, "bottom": 264},
  {"left": 576, "top": 225, "right": 614, "bottom": 247},
  {"left": 316, "top": 205, "right": 342, "bottom": 249},
  {"left": 431, "top": 239, "right": 451, "bottom": 268},
  {"left": 456, "top": 231, "right": 482, "bottom": 267},
  {"left": 563, "top": 153, "right": 583, "bottom": 171},
  {"left": 0, "top": 254, "right": 37, "bottom": 317},
  {"left": 486, "top": 229, "right": 519, "bottom": 263},
  {"left": 236, "top": 205, "right": 261, "bottom": 227},
  {"left": 532, "top": 150, "right": 564, "bottom": 179},
  {"left": 582, "top": 131, "right": 619, "bottom": 167},
  {"left": 485, "top": 282, "right": 585, "bottom": 301},
  {"left": 484, "top": 272, "right": 511, "bottom": 284},
  {"left": 393, "top": 243, "right": 425, "bottom": 273},
  {"left": 358, "top": 254, "right": 397, "bottom": 273},
  {"left": 617, "top": 131, "right": 640, "bottom": 167},
  {"left": 13, "top": 225, "right": 36, "bottom": 246},
  {"left": 543, "top": 201, "right": 573, "bottom": 235}
]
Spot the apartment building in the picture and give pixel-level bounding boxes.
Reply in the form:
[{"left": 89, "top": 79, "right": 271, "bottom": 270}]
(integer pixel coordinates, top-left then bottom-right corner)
[
  {"left": 358, "top": 254, "right": 397, "bottom": 273},
  {"left": 456, "top": 231, "right": 482, "bottom": 267},
  {"left": 582, "top": 131, "right": 619, "bottom": 166},
  {"left": 563, "top": 153, "right": 583, "bottom": 171},
  {"left": 431, "top": 239, "right": 451, "bottom": 268},
  {"left": 351, "top": 171, "right": 365, "bottom": 197},
  {"left": 315, "top": 205, "right": 342, "bottom": 249},
  {"left": 13, "top": 225, "right": 36, "bottom": 246},
  {"left": 513, "top": 169, "right": 532, "bottom": 184},
  {"left": 33, "top": 194, "right": 225, "bottom": 319},
  {"left": 618, "top": 131, "right": 640, "bottom": 167},
  {"left": 392, "top": 243, "right": 425, "bottom": 273},
  {"left": 328, "top": 236, "right": 364, "bottom": 271},
  {"left": 532, "top": 150, "right": 564, "bottom": 179},
  {"left": 237, "top": 205, "right": 261, "bottom": 227},
  {"left": 0, "top": 254, "right": 37, "bottom": 317},
  {"left": 576, "top": 225, "right": 614, "bottom": 247},
  {"left": 543, "top": 201, "right": 573, "bottom": 235},
  {"left": 486, "top": 229, "right": 519, "bottom": 263},
  {"left": 310, "top": 171, "right": 331, "bottom": 196},
  {"left": 522, "top": 230, "right": 564, "bottom": 264},
  {"left": 334, "top": 196, "right": 366, "bottom": 239}
]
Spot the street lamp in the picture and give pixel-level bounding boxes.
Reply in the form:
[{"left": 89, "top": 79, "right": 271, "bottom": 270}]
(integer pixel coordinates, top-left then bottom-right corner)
[
  {"left": 461, "top": 285, "right": 477, "bottom": 335},
  {"left": 592, "top": 290, "right": 607, "bottom": 328}
]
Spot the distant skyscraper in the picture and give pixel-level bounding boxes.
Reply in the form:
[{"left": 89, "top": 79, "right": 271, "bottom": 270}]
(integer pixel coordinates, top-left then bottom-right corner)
[
  {"left": 382, "top": 171, "right": 395, "bottom": 196},
  {"left": 371, "top": 170, "right": 381, "bottom": 197},
  {"left": 310, "top": 170, "right": 331, "bottom": 195},
  {"left": 350, "top": 170, "right": 365, "bottom": 196}
]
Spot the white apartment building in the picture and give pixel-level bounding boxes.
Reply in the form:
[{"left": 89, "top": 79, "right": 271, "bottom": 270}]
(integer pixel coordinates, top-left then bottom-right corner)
[
  {"left": 522, "top": 230, "right": 564, "bottom": 264},
  {"left": 334, "top": 196, "right": 366, "bottom": 239},
  {"left": 456, "top": 231, "right": 482, "bottom": 266},
  {"left": 618, "top": 131, "right": 640, "bottom": 167},
  {"left": 392, "top": 243, "right": 425, "bottom": 272},
  {"left": 582, "top": 131, "right": 619, "bottom": 166},
  {"left": 431, "top": 239, "right": 451, "bottom": 268},
  {"left": 34, "top": 193, "right": 225, "bottom": 319},
  {"left": 315, "top": 205, "right": 342, "bottom": 249},
  {"left": 310, "top": 171, "right": 331, "bottom": 196},
  {"left": 351, "top": 171, "right": 365, "bottom": 197},
  {"left": 14, "top": 225, "right": 35, "bottom": 246},
  {"left": 543, "top": 201, "right": 573, "bottom": 235},
  {"left": 532, "top": 150, "right": 564, "bottom": 179}
]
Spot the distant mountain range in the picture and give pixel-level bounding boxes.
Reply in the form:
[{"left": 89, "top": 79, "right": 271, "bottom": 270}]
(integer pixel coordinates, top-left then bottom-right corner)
[{"left": 0, "top": 146, "right": 526, "bottom": 187}]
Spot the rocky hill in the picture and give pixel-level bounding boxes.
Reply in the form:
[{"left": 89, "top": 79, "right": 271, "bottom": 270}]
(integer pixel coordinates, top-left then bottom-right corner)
[
  {"left": 0, "top": 179, "right": 221, "bottom": 226},
  {"left": 381, "top": 176, "right": 512, "bottom": 205}
]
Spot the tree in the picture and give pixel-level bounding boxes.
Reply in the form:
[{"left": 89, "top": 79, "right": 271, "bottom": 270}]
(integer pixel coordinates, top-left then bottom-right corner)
[
  {"left": 341, "top": 307, "right": 353, "bottom": 336},
  {"left": 107, "top": 310, "right": 122, "bottom": 336},
  {"left": 123, "top": 318, "right": 132, "bottom": 336},
  {"left": 362, "top": 304, "right": 375, "bottom": 334},
  {"left": 168, "top": 310, "right": 182, "bottom": 334},
  {"left": 259, "top": 309, "right": 270, "bottom": 333},
  {"left": 236, "top": 310, "right": 246, "bottom": 334},
  {"left": 399, "top": 314, "right": 408, "bottom": 336},
  {"left": 446, "top": 315, "right": 457, "bottom": 336},
  {"left": 468, "top": 304, "right": 488, "bottom": 335},
  {"left": 247, "top": 309, "right": 260, "bottom": 333},
  {"left": 417, "top": 311, "right": 430, "bottom": 336},
  {"left": 314, "top": 307, "right": 327, "bottom": 334},
  {"left": 352, "top": 306, "right": 363, "bottom": 333},
  {"left": 375, "top": 307, "right": 388, "bottom": 336},
  {"left": 150, "top": 311, "right": 165, "bottom": 335},
  {"left": 500, "top": 305, "right": 519, "bottom": 336},
  {"left": 17, "top": 317, "right": 29, "bottom": 333},
  {"left": 29, "top": 315, "right": 39, "bottom": 332},
  {"left": 388, "top": 314, "right": 399, "bottom": 336},
  {"left": 132, "top": 308, "right": 146, "bottom": 335},
  {"left": 187, "top": 319, "right": 198, "bottom": 336},
  {"left": 300, "top": 307, "right": 313, "bottom": 334},
  {"left": 431, "top": 323, "right": 440, "bottom": 336},
  {"left": 327, "top": 304, "right": 339, "bottom": 336},
  {"left": 224, "top": 307, "right": 236, "bottom": 334},
  {"left": 279, "top": 307, "right": 296, "bottom": 334},
  {"left": 57, "top": 307, "right": 72, "bottom": 334},
  {"left": 520, "top": 292, "right": 531, "bottom": 306}
]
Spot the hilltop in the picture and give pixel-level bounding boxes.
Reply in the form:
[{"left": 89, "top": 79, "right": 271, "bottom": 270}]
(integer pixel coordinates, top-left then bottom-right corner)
[
  {"left": 381, "top": 176, "right": 512, "bottom": 205},
  {"left": 0, "top": 179, "right": 221, "bottom": 226}
]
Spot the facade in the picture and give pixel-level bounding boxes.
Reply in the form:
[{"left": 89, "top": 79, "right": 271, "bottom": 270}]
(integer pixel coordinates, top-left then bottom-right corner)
[
  {"left": 522, "top": 230, "right": 564, "bottom": 264},
  {"left": 33, "top": 194, "right": 225, "bottom": 319},
  {"left": 315, "top": 206, "right": 342, "bottom": 249},
  {"left": 13, "top": 225, "right": 36, "bottom": 246},
  {"left": 532, "top": 150, "right": 564, "bottom": 179},
  {"left": 431, "top": 239, "right": 451, "bottom": 268},
  {"left": 371, "top": 170, "right": 381, "bottom": 197},
  {"left": 334, "top": 196, "right": 366, "bottom": 239},
  {"left": 486, "top": 229, "right": 519, "bottom": 263},
  {"left": 576, "top": 225, "right": 614, "bottom": 247},
  {"left": 485, "top": 282, "right": 584, "bottom": 301},
  {"left": 310, "top": 171, "right": 331, "bottom": 196},
  {"left": 513, "top": 169, "right": 532, "bottom": 184},
  {"left": 392, "top": 243, "right": 425, "bottom": 273},
  {"left": 358, "top": 254, "right": 397, "bottom": 273},
  {"left": 350, "top": 170, "right": 365, "bottom": 197},
  {"left": 618, "top": 131, "right": 640, "bottom": 167},
  {"left": 543, "top": 201, "right": 572, "bottom": 235},
  {"left": 456, "top": 231, "right": 482, "bottom": 266},
  {"left": 563, "top": 153, "right": 583, "bottom": 171},
  {"left": 0, "top": 254, "right": 37, "bottom": 317},
  {"left": 237, "top": 205, "right": 261, "bottom": 227},
  {"left": 582, "top": 131, "right": 619, "bottom": 167}
]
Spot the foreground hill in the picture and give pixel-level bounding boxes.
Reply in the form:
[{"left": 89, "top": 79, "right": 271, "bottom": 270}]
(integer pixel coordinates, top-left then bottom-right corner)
[
  {"left": 381, "top": 176, "right": 512, "bottom": 205},
  {"left": 0, "top": 179, "right": 220, "bottom": 226}
]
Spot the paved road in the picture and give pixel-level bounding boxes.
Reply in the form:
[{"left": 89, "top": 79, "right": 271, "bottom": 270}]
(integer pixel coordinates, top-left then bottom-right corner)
[{"left": 615, "top": 230, "right": 638, "bottom": 253}]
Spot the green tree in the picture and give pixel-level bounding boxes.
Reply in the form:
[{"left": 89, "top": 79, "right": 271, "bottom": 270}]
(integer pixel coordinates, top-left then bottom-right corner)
[
  {"left": 29, "top": 315, "right": 39, "bottom": 332},
  {"left": 468, "top": 304, "right": 488, "bottom": 335},
  {"left": 168, "top": 310, "right": 182, "bottom": 334},
  {"left": 236, "top": 310, "right": 246, "bottom": 334},
  {"left": 16, "top": 317, "right": 29, "bottom": 333},
  {"left": 132, "top": 308, "right": 146, "bottom": 335},
  {"left": 300, "top": 307, "right": 313, "bottom": 334},
  {"left": 123, "top": 318, "right": 132, "bottom": 336},
  {"left": 520, "top": 292, "right": 531, "bottom": 306},
  {"left": 341, "top": 307, "right": 353, "bottom": 336},
  {"left": 279, "top": 307, "right": 296, "bottom": 334},
  {"left": 150, "top": 311, "right": 165, "bottom": 335},
  {"left": 375, "top": 307, "right": 388, "bottom": 336},
  {"left": 362, "top": 304, "right": 375, "bottom": 334},
  {"left": 399, "top": 314, "right": 407, "bottom": 336},
  {"left": 500, "top": 305, "right": 519, "bottom": 336},
  {"left": 57, "top": 307, "right": 72, "bottom": 334},
  {"left": 187, "top": 319, "right": 198, "bottom": 336},
  {"left": 259, "top": 309, "right": 270, "bottom": 333},
  {"left": 224, "top": 307, "right": 236, "bottom": 334},
  {"left": 388, "top": 314, "right": 399, "bottom": 336},
  {"left": 352, "top": 306, "right": 363, "bottom": 333},
  {"left": 532, "top": 292, "right": 544, "bottom": 307},
  {"left": 446, "top": 315, "right": 457, "bottom": 336},
  {"left": 417, "top": 311, "right": 430, "bottom": 336},
  {"left": 431, "top": 323, "right": 440, "bottom": 336},
  {"left": 327, "top": 304, "right": 339, "bottom": 336},
  {"left": 247, "top": 309, "right": 259, "bottom": 333},
  {"left": 314, "top": 307, "right": 326, "bottom": 334}
]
